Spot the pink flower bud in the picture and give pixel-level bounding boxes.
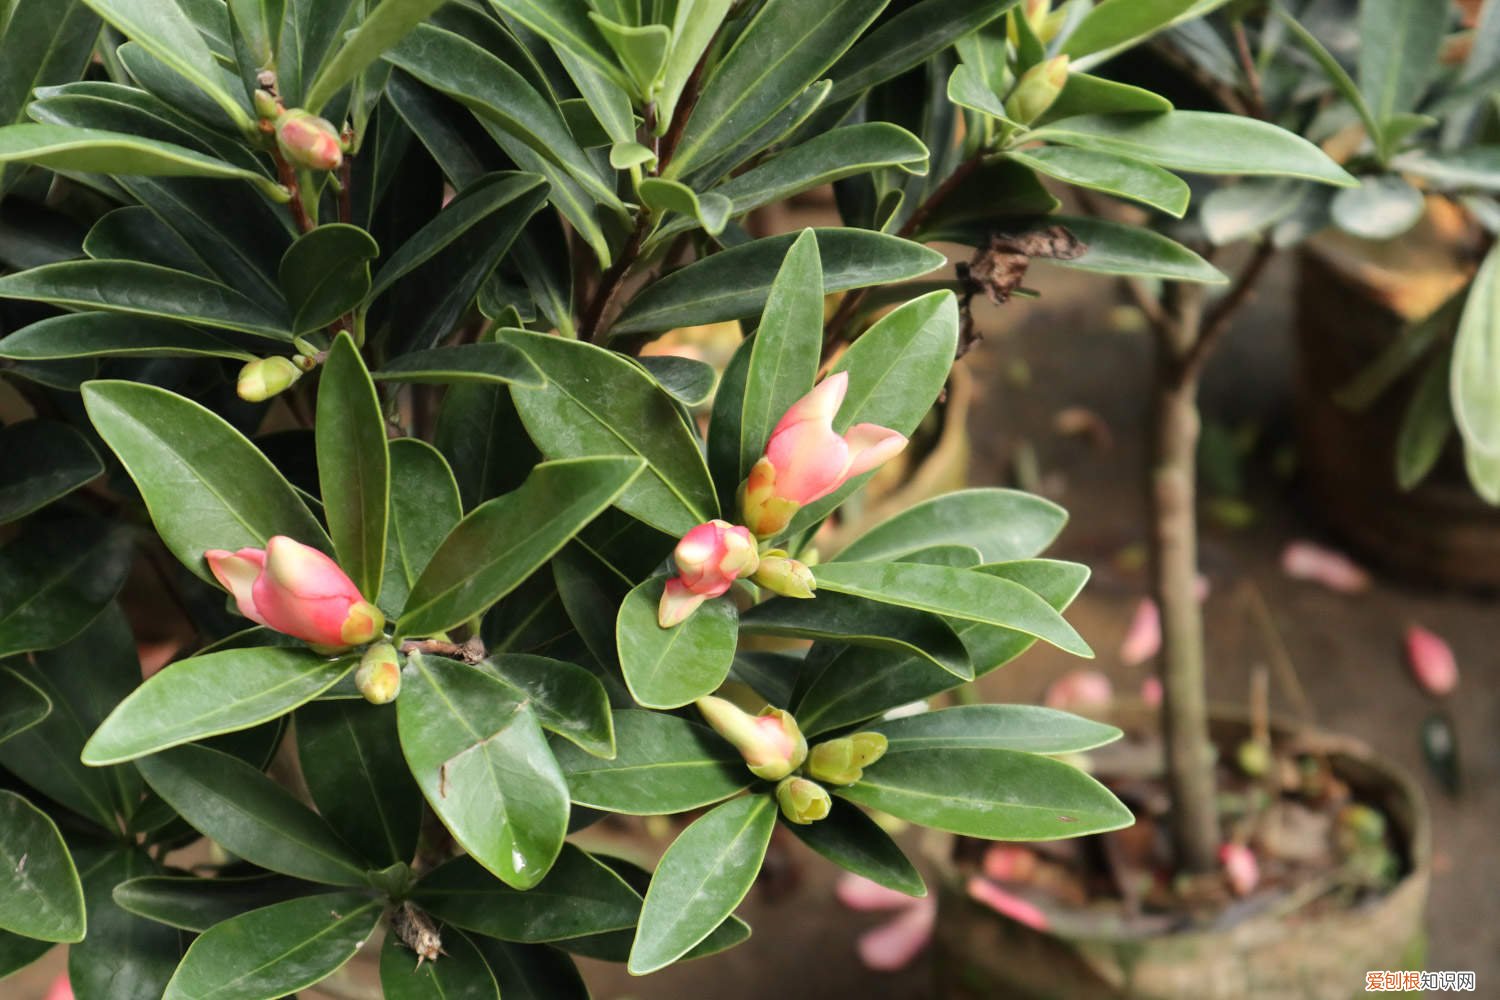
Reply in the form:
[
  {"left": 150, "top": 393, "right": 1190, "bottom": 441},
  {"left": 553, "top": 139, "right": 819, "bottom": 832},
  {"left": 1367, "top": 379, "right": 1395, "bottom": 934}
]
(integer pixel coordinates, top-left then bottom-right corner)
[
  {"left": 1405, "top": 623, "right": 1457, "bottom": 696},
  {"left": 1043, "top": 669, "right": 1113, "bottom": 712},
  {"left": 1219, "top": 842, "right": 1259, "bottom": 897},
  {"left": 657, "top": 520, "right": 758, "bottom": 627},
  {"left": 276, "top": 109, "right": 343, "bottom": 171},
  {"left": 695, "top": 696, "right": 807, "bottom": 780},
  {"left": 206, "top": 536, "right": 383, "bottom": 648},
  {"left": 739, "top": 372, "right": 907, "bottom": 538}
]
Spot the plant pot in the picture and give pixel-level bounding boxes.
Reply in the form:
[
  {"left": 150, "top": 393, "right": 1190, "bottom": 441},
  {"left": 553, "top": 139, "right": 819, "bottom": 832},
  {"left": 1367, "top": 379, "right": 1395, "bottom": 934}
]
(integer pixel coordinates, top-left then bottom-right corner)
[
  {"left": 1293, "top": 219, "right": 1499, "bottom": 588},
  {"left": 928, "top": 707, "right": 1431, "bottom": 1000}
]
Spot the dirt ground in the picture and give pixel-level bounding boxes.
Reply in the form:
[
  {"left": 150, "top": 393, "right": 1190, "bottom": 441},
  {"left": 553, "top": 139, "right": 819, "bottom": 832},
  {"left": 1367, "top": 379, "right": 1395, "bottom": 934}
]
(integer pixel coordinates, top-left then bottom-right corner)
[{"left": 8, "top": 258, "right": 1496, "bottom": 999}]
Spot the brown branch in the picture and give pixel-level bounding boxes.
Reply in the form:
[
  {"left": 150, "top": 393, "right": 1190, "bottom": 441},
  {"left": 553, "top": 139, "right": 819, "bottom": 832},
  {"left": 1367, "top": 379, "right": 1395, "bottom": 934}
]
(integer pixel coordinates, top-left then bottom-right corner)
[
  {"left": 580, "top": 209, "right": 652, "bottom": 343},
  {"left": 655, "top": 45, "right": 714, "bottom": 176},
  {"left": 1180, "top": 239, "right": 1276, "bottom": 378},
  {"left": 1231, "top": 20, "right": 1267, "bottom": 120},
  {"left": 400, "top": 637, "right": 486, "bottom": 664},
  {"left": 271, "top": 148, "right": 315, "bottom": 234}
]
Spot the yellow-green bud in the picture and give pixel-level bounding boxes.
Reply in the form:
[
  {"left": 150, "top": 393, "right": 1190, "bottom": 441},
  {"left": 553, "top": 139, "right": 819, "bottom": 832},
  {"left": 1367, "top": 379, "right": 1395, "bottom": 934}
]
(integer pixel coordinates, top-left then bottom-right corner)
[
  {"left": 237, "top": 356, "right": 303, "bottom": 402},
  {"left": 807, "top": 731, "right": 888, "bottom": 785},
  {"left": 275, "top": 109, "right": 344, "bottom": 171},
  {"left": 1236, "top": 739, "right": 1271, "bottom": 778},
  {"left": 253, "top": 88, "right": 281, "bottom": 121},
  {"left": 695, "top": 696, "right": 807, "bottom": 780},
  {"left": 751, "top": 551, "right": 816, "bottom": 599},
  {"left": 355, "top": 642, "right": 402, "bottom": 705},
  {"left": 1005, "top": 55, "right": 1070, "bottom": 124},
  {"left": 776, "top": 776, "right": 831, "bottom": 825}
]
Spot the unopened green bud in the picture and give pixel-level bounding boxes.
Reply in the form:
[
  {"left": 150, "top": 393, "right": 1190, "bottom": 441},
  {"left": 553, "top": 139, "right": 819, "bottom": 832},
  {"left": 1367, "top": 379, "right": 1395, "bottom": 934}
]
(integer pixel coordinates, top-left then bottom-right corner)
[
  {"left": 276, "top": 109, "right": 344, "bottom": 171},
  {"left": 1005, "top": 55, "right": 1070, "bottom": 124},
  {"left": 254, "top": 88, "right": 281, "bottom": 121},
  {"left": 751, "top": 551, "right": 816, "bottom": 599},
  {"left": 1236, "top": 739, "right": 1271, "bottom": 778},
  {"left": 808, "top": 731, "right": 888, "bottom": 785},
  {"left": 696, "top": 696, "right": 807, "bottom": 780},
  {"left": 776, "top": 776, "right": 831, "bottom": 825},
  {"left": 237, "top": 356, "right": 303, "bottom": 402},
  {"left": 355, "top": 642, "right": 402, "bottom": 705}
]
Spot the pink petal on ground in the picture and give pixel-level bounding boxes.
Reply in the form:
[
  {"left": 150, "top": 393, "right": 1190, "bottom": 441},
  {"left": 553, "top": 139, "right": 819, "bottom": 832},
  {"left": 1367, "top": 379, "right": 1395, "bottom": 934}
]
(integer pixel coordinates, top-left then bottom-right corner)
[
  {"left": 982, "top": 845, "right": 1038, "bottom": 883},
  {"left": 856, "top": 897, "right": 936, "bottom": 972},
  {"left": 1280, "top": 540, "right": 1371, "bottom": 594},
  {"left": 1141, "top": 675, "right": 1163, "bottom": 708},
  {"left": 1219, "top": 843, "right": 1260, "bottom": 897},
  {"left": 44, "top": 974, "right": 74, "bottom": 1000},
  {"left": 1118, "top": 598, "right": 1160, "bottom": 667},
  {"left": 836, "top": 872, "right": 918, "bottom": 912},
  {"left": 1043, "top": 669, "right": 1113, "bottom": 712},
  {"left": 1405, "top": 623, "right": 1458, "bottom": 696},
  {"left": 966, "top": 877, "right": 1050, "bottom": 931}
]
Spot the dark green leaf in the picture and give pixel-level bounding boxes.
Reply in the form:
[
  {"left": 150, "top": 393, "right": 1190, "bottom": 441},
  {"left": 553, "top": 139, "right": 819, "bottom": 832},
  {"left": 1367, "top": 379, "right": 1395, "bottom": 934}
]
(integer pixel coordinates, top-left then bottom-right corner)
[
  {"left": 826, "top": 0, "right": 1015, "bottom": 103},
  {"left": 0, "top": 930, "right": 54, "bottom": 980},
  {"left": 276, "top": 0, "right": 358, "bottom": 107},
  {"left": 0, "top": 124, "right": 276, "bottom": 195},
  {"left": 68, "top": 847, "right": 180, "bottom": 1000},
  {"left": 470, "top": 939, "right": 589, "bottom": 1000},
  {"left": 627, "top": 794, "right": 775, "bottom": 974},
  {"left": 161, "top": 892, "right": 382, "bottom": 1000},
  {"left": 0, "top": 518, "right": 131, "bottom": 658},
  {"left": 280, "top": 226, "right": 378, "bottom": 335},
  {"left": 397, "top": 653, "right": 571, "bottom": 889},
  {"left": 399, "top": 457, "right": 643, "bottom": 637},
  {"left": 1038, "top": 72, "right": 1173, "bottom": 124},
  {"left": 316, "top": 331, "right": 388, "bottom": 601},
  {"left": 550, "top": 709, "right": 750, "bottom": 813},
  {"left": 617, "top": 577, "right": 738, "bottom": 709},
  {"left": 0, "top": 420, "right": 101, "bottom": 524},
  {"left": 488, "top": 0, "right": 634, "bottom": 94},
  {"left": 0, "top": 0, "right": 100, "bottom": 195},
  {"left": 742, "top": 590, "right": 971, "bottom": 679},
  {"left": 380, "top": 926, "right": 499, "bottom": 1000},
  {"left": 837, "top": 488, "right": 1067, "bottom": 564},
  {"left": 480, "top": 654, "right": 615, "bottom": 759},
  {"left": 303, "top": 0, "right": 449, "bottom": 113},
  {"left": 81, "top": 380, "right": 328, "bottom": 581},
  {"left": 374, "top": 343, "right": 545, "bottom": 388},
  {"left": 379, "top": 438, "right": 462, "bottom": 617},
  {"left": 839, "top": 748, "right": 1133, "bottom": 839},
  {"left": 1062, "top": 0, "right": 1198, "bottom": 59},
  {"left": 786, "top": 797, "right": 924, "bottom": 897},
  {"left": 0, "top": 790, "right": 85, "bottom": 941},
  {"left": 113, "top": 873, "right": 324, "bottom": 932},
  {"left": 136, "top": 743, "right": 370, "bottom": 886},
  {"left": 1396, "top": 350, "right": 1453, "bottom": 491},
  {"left": 0, "top": 313, "right": 249, "bottom": 361},
  {"left": 0, "top": 667, "right": 50, "bottom": 746},
  {"left": 505, "top": 328, "right": 716, "bottom": 535},
  {"left": 83, "top": 647, "right": 354, "bottom": 766},
  {"left": 872, "top": 704, "right": 1123, "bottom": 753},
  {"left": 637, "top": 355, "right": 717, "bottom": 407},
  {"left": 1358, "top": 0, "right": 1444, "bottom": 128}
]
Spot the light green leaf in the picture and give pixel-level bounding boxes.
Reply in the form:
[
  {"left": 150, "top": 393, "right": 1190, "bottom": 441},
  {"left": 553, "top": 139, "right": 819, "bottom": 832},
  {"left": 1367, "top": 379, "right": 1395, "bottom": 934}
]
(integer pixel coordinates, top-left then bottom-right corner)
[
  {"left": 1039, "top": 72, "right": 1173, "bottom": 123},
  {"left": 617, "top": 577, "right": 739, "bottom": 709},
  {"left": 1452, "top": 243, "right": 1500, "bottom": 458},
  {"left": 638, "top": 177, "right": 731, "bottom": 236},
  {"left": 946, "top": 63, "right": 1014, "bottom": 122},
  {"left": 0, "top": 790, "right": 86, "bottom": 942},
  {"left": 1007, "top": 146, "right": 1189, "bottom": 217},
  {"left": 589, "top": 15, "right": 668, "bottom": 96},
  {"left": 81, "top": 380, "right": 327, "bottom": 581},
  {"left": 0, "top": 124, "right": 278, "bottom": 196},
  {"left": 871, "top": 704, "right": 1123, "bottom": 754},
  {"left": 656, "top": 0, "right": 733, "bottom": 130},
  {"left": 304, "top": 0, "right": 449, "bottom": 114},
  {"left": 317, "top": 331, "right": 388, "bottom": 601},
  {"left": 1330, "top": 176, "right": 1426, "bottom": 241},
  {"left": 628, "top": 794, "right": 775, "bottom": 974},
  {"left": 837, "top": 488, "right": 1066, "bottom": 564},
  {"left": 487, "top": 0, "right": 634, "bottom": 94},
  {"left": 1042, "top": 215, "right": 1226, "bottom": 283},
  {"left": 1062, "top": 0, "right": 1198, "bottom": 59},
  {"left": 1358, "top": 0, "right": 1444, "bottom": 129}
]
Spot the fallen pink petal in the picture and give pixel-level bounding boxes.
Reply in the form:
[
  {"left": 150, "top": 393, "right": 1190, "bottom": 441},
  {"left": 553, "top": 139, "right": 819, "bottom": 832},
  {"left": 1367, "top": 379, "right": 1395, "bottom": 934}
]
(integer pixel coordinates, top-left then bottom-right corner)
[
  {"left": 982, "top": 844, "right": 1039, "bottom": 883},
  {"left": 1405, "top": 623, "right": 1458, "bottom": 696},
  {"left": 835, "top": 872, "right": 920, "bottom": 913},
  {"left": 1119, "top": 598, "right": 1161, "bottom": 666},
  {"left": 1044, "top": 669, "right": 1113, "bottom": 712},
  {"left": 1220, "top": 843, "right": 1260, "bottom": 897},
  {"left": 1280, "top": 540, "right": 1371, "bottom": 594},
  {"left": 856, "top": 896, "right": 937, "bottom": 972},
  {"left": 966, "top": 877, "right": 1050, "bottom": 930}
]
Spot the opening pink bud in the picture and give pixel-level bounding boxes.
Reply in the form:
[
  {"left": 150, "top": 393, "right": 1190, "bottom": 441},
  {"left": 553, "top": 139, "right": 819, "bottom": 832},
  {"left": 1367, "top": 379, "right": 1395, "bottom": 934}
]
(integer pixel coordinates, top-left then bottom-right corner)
[
  {"left": 695, "top": 697, "right": 807, "bottom": 780},
  {"left": 202, "top": 536, "right": 381, "bottom": 647},
  {"left": 659, "top": 521, "right": 759, "bottom": 627},
  {"left": 275, "top": 109, "right": 343, "bottom": 171},
  {"left": 205, "top": 547, "right": 269, "bottom": 626},
  {"left": 657, "top": 578, "right": 709, "bottom": 628}
]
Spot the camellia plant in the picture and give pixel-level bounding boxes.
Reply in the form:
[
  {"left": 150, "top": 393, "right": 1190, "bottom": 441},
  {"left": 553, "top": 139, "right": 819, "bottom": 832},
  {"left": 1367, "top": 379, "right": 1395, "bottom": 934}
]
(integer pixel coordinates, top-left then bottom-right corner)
[{"left": 0, "top": 0, "right": 1367, "bottom": 996}]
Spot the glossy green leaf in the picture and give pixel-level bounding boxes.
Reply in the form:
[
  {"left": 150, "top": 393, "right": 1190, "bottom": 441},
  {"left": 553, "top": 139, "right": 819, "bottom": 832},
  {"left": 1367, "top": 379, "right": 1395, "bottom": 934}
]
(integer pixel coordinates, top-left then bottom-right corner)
[
  {"left": 280, "top": 226, "right": 378, "bottom": 335},
  {"left": 628, "top": 794, "right": 775, "bottom": 974},
  {"left": 68, "top": 847, "right": 181, "bottom": 1000},
  {"left": 946, "top": 63, "right": 1014, "bottom": 122},
  {"left": 656, "top": 0, "right": 733, "bottom": 129},
  {"left": 505, "top": 329, "right": 716, "bottom": 534},
  {"left": 1040, "top": 215, "right": 1226, "bottom": 283},
  {"left": 734, "top": 228, "right": 823, "bottom": 490},
  {"left": 385, "top": 26, "right": 619, "bottom": 210},
  {"left": 1358, "top": 0, "right": 1443, "bottom": 129},
  {"left": 872, "top": 704, "right": 1123, "bottom": 754},
  {"left": 480, "top": 654, "right": 615, "bottom": 759},
  {"left": 0, "top": 261, "right": 291, "bottom": 339},
  {"left": 226, "top": 0, "right": 281, "bottom": 71},
  {"left": 637, "top": 355, "right": 717, "bottom": 407},
  {"left": 1273, "top": 5, "right": 1382, "bottom": 150},
  {"left": 1391, "top": 148, "right": 1500, "bottom": 191},
  {"left": 827, "top": 0, "right": 1014, "bottom": 103},
  {"left": 0, "top": 0, "right": 100, "bottom": 194},
  {"left": 0, "top": 313, "right": 249, "bottom": 361},
  {"left": 0, "top": 790, "right": 86, "bottom": 942},
  {"left": 488, "top": 0, "right": 634, "bottom": 94},
  {"left": 81, "top": 380, "right": 327, "bottom": 580},
  {"left": 83, "top": 647, "right": 355, "bottom": 765},
  {"left": 399, "top": 457, "right": 642, "bottom": 637},
  {"left": 137, "top": 744, "right": 370, "bottom": 886},
  {"left": 303, "top": 0, "right": 447, "bottom": 113},
  {"left": 617, "top": 577, "right": 738, "bottom": 709},
  {"left": 472, "top": 938, "right": 589, "bottom": 999},
  {"left": 0, "top": 518, "right": 131, "bottom": 658},
  {"left": 1031, "top": 112, "right": 1357, "bottom": 186},
  {"left": 1452, "top": 244, "right": 1500, "bottom": 458},
  {"left": 113, "top": 874, "right": 324, "bottom": 932},
  {"left": 1396, "top": 350, "right": 1454, "bottom": 491},
  {"left": 1039, "top": 72, "right": 1173, "bottom": 123},
  {"left": 1330, "top": 176, "right": 1425, "bottom": 241},
  {"left": 297, "top": 700, "right": 423, "bottom": 868},
  {"left": 0, "top": 420, "right": 101, "bottom": 524},
  {"left": 685, "top": 79, "right": 832, "bottom": 186},
  {"left": 415, "top": 845, "right": 641, "bottom": 942},
  {"left": 612, "top": 228, "right": 945, "bottom": 335},
  {"left": 316, "top": 331, "right": 388, "bottom": 601},
  {"left": 839, "top": 748, "right": 1133, "bottom": 839},
  {"left": 374, "top": 343, "right": 545, "bottom": 388},
  {"left": 589, "top": 15, "right": 668, "bottom": 95},
  {"left": 397, "top": 653, "right": 571, "bottom": 889},
  {"left": 379, "top": 438, "right": 462, "bottom": 617},
  {"left": 1008, "top": 146, "right": 1189, "bottom": 217},
  {"left": 0, "top": 667, "right": 50, "bottom": 747},
  {"left": 742, "top": 590, "right": 971, "bottom": 679},
  {"left": 79, "top": 0, "right": 254, "bottom": 130},
  {"left": 0, "top": 124, "right": 276, "bottom": 195},
  {"left": 837, "top": 488, "right": 1066, "bottom": 564},
  {"left": 666, "top": 0, "right": 886, "bottom": 177},
  {"left": 788, "top": 291, "right": 960, "bottom": 532},
  {"left": 550, "top": 709, "right": 751, "bottom": 814},
  {"left": 786, "top": 797, "right": 924, "bottom": 897},
  {"left": 1062, "top": 0, "right": 1197, "bottom": 59},
  {"left": 161, "top": 892, "right": 382, "bottom": 1000},
  {"left": 380, "top": 926, "right": 499, "bottom": 1000},
  {"left": 638, "top": 177, "right": 731, "bottom": 236},
  {"left": 813, "top": 561, "right": 1091, "bottom": 657}
]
